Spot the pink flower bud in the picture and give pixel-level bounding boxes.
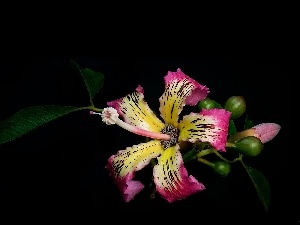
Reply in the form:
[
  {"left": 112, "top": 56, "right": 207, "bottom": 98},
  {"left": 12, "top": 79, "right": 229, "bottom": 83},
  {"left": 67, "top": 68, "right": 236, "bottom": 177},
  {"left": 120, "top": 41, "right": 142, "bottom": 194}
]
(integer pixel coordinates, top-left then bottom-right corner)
[
  {"left": 227, "top": 122, "right": 281, "bottom": 144},
  {"left": 253, "top": 123, "right": 281, "bottom": 143}
]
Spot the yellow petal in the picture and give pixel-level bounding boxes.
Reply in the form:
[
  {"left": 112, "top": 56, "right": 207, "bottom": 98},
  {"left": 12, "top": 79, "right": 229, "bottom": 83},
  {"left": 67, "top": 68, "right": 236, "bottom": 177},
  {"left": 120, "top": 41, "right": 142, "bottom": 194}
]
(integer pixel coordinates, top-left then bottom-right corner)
[
  {"left": 106, "top": 140, "right": 164, "bottom": 202},
  {"left": 159, "top": 69, "right": 209, "bottom": 127},
  {"left": 106, "top": 140, "right": 164, "bottom": 178},
  {"left": 153, "top": 145, "right": 205, "bottom": 202},
  {"left": 108, "top": 86, "right": 164, "bottom": 133},
  {"left": 178, "top": 109, "right": 230, "bottom": 151}
]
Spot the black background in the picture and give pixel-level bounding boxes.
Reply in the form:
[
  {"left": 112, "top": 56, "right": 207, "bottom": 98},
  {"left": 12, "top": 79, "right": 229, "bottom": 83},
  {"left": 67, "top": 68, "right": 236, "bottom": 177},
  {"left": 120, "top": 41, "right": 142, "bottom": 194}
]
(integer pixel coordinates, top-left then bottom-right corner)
[{"left": 0, "top": 58, "right": 293, "bottom": 222}]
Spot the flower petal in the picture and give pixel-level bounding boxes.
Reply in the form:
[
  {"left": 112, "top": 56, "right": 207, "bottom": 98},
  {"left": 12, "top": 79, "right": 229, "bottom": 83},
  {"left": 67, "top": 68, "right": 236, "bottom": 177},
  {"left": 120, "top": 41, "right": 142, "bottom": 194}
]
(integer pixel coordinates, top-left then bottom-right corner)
[
  {"left": 159, "top": 68, "right": 209, "bottom": 127},
  {"left": 153, "top": 145, "right": 205, "bottom": 203},
  {"left": 178, "top": 108, "right": 231, "bottom": 151},
  {"left": 105, "top": 140, "right": 164, "bottom": 202},
  {"left": 107, "top": 85, "right": 164, "bottom": 133}
]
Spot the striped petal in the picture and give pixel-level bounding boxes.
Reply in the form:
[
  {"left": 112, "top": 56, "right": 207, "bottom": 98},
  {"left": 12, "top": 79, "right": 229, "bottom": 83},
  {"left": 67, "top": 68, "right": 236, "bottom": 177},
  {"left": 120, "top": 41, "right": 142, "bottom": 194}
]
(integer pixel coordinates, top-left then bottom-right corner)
[
  {"left": 178, "top": 108, "right": 231, "bottom": 151},
  {"left": 159, "top": 68, "right": 209, "bottom": 127},
  {"left": 153, "top": 145, "right": 205, "bottom": 203},
  {"left": 105, "top": 140, "right": 164, "bottom": 202},
  {"left": 107, "top": 85, "right": 164, "bottom": 133}
]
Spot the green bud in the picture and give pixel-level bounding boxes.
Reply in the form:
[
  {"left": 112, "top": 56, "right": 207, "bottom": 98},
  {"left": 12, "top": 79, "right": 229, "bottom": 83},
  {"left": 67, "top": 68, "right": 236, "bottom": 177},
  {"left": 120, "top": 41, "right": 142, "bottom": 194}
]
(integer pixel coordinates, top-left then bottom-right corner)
[
  {"left": 224, "top": 96, "right": 246, "bottom": 119},
  {"left": 212, "top": 161, "right": 231, "bottom": 177},
  {"left": 198, "top": 98, "right": 215, "bottom": 110},
  {"left": 234, "top": 136, "right": 264, "bottom": 157}
]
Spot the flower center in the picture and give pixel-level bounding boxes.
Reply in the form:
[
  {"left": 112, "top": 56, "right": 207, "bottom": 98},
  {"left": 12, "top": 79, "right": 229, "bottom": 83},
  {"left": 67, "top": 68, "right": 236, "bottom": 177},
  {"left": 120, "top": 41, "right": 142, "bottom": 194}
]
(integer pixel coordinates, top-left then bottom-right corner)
[{"left": 160, "top": 124, "right": 179, "bottom": 149}]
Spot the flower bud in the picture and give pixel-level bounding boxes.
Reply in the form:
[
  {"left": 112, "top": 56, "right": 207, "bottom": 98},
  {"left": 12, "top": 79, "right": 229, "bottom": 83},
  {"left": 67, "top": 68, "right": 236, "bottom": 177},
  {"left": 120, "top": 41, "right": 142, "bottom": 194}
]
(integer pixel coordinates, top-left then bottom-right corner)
[
  {"left": 211, "top": 161, "right": 231, "bottom": 176},
  {"left": 228, "top": 123, "right": 281, "bottom": 144},
  {"left": 224, "top": 96, "right": 246, "bottom": 119},
  {"left": 252, "top": 123, "right": 281, "bottom": 143},
  {"left": 198, "top": 98, "right": 215, "bottom": 110},
  {"left": 234, "top": 136, "right": 264, "bottom": 157}
]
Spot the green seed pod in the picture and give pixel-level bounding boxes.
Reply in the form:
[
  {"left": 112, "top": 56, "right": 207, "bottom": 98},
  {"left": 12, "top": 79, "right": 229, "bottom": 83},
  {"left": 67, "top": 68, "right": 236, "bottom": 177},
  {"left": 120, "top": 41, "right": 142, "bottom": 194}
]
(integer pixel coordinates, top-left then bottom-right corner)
[
  {"left": 235, "top": 136, "right": 264, "bottom": 157},
  {"left": 198, "top": 98, "right": 215, "bottom": 110},
  {"left": 212, "top": 161, "right": 231, "bottom": 177},
  {"left": 224, "top": 96, "right": 246, "bottom": 119}
]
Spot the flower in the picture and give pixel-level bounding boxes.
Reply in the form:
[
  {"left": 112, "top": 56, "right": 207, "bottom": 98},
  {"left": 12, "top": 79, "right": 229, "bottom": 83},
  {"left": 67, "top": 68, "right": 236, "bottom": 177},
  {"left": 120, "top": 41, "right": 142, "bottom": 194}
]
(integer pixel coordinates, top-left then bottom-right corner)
[{"left": 103, "top": 68, "right": 231, "bottom": 203}]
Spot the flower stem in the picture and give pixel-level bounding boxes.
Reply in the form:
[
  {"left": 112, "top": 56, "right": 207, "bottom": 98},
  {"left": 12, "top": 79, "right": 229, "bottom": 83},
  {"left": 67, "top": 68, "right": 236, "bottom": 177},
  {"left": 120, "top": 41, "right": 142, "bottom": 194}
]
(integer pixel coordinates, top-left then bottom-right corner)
[
  {"left": 226, "top": 142, "right": 236, "bottom": 148},
  {"left": 196, "top": 149, "right": 214, "bottom": 158},
  {"left": 212, "top": 148, "right": 241, "bottom": 163},
  {"left": 197, "top": 157, "right": 214, "bottom": 167},
  {"left": 81, "top": 105, "right": 103, "bottom": 113}
]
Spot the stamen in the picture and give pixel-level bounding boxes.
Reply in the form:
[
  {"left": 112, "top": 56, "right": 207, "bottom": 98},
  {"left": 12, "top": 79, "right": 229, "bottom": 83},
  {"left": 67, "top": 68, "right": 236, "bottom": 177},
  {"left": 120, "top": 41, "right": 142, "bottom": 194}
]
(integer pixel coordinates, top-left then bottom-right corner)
[
  {"left": 101, "top": 107, "right": 119, "bottom": 125},
  {"left": 115, "top": 119, "right": 171, "bottom": 140},
  {"left": 90, "top": 107, "right": 118, "bottom": 125},
  {"left": 91, "top": 107, "right": 171, "bottom": 141}
]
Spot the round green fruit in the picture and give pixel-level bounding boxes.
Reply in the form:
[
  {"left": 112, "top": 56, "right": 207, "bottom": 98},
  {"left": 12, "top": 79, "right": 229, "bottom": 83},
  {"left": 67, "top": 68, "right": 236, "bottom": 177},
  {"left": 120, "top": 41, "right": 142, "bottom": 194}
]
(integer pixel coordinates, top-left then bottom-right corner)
[
  {"left": 198, "top": 98, "right": 215, "bottom": 110},
  {"left": 235, "top": 136, "right": 264, "bottom": 157},
  {"left": 212, "top": 161, "right": 231, "bottom": 177},
  {"left": 224, "top": 96, "right": 246, "bottom": 119}
]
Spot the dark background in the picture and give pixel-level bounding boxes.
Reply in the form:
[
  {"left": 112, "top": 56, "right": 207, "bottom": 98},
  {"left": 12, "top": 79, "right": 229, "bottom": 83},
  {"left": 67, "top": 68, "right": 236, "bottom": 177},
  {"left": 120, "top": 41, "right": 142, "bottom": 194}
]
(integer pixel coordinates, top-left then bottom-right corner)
[{"left": 0, "top": 58, "right": 293, "bottom": 222}]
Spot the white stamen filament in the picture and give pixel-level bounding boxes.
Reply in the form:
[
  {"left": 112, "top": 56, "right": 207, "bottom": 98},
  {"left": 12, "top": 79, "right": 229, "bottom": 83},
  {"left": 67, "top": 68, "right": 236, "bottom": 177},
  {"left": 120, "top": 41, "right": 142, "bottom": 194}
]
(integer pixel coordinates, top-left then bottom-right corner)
[
  {"left": 115, "top": 117, "right": 171, "bottom": 140},
  {"left": 91, "top": 107, "right": 171, "bottom": 141}
]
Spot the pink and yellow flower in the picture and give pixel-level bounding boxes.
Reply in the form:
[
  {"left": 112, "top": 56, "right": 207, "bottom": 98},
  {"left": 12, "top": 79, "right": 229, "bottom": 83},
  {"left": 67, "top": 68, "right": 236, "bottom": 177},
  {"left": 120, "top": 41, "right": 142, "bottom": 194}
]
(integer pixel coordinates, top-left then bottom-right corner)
[{"left": 102, "top": 68, "right": 231, "bottom": 203}]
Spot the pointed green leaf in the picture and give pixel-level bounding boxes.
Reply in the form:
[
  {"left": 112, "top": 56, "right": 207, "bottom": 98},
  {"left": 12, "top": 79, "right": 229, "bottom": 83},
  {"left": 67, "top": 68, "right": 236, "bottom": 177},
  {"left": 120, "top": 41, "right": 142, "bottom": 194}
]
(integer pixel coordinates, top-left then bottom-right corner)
[
  {"left": 243, "top": 163, "right": 271, "bottom": 211},
  {"left": 0, "top": 105, "right": 81, "bottom": 145},
  {"left": 70, "top": 60, "right": 104, "bottom": 100},
  {"left": 80, "top": 68, "right": 104, "bottom": 99},
  {"left": 228, "top": 119, "right": 237, "bottom": 136}
]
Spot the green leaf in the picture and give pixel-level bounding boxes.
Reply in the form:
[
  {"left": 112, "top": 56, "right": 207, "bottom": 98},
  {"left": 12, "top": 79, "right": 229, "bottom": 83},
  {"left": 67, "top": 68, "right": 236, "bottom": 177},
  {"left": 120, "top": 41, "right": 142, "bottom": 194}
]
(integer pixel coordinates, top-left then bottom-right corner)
[
  {"left": 228, "top": 119, "right": 237, "bottom": 136},
  {"left": 70, "top": 60, "right": 104, "bottom": 100},
  {"left": 242, "top": 163, "right": 271, "bottom": 211},
  {"left": 244, "top": 114, "right": 255, "bottom": 129},
  {"left": 0, "top": 105, "right": 81, "bottom": 145}
]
